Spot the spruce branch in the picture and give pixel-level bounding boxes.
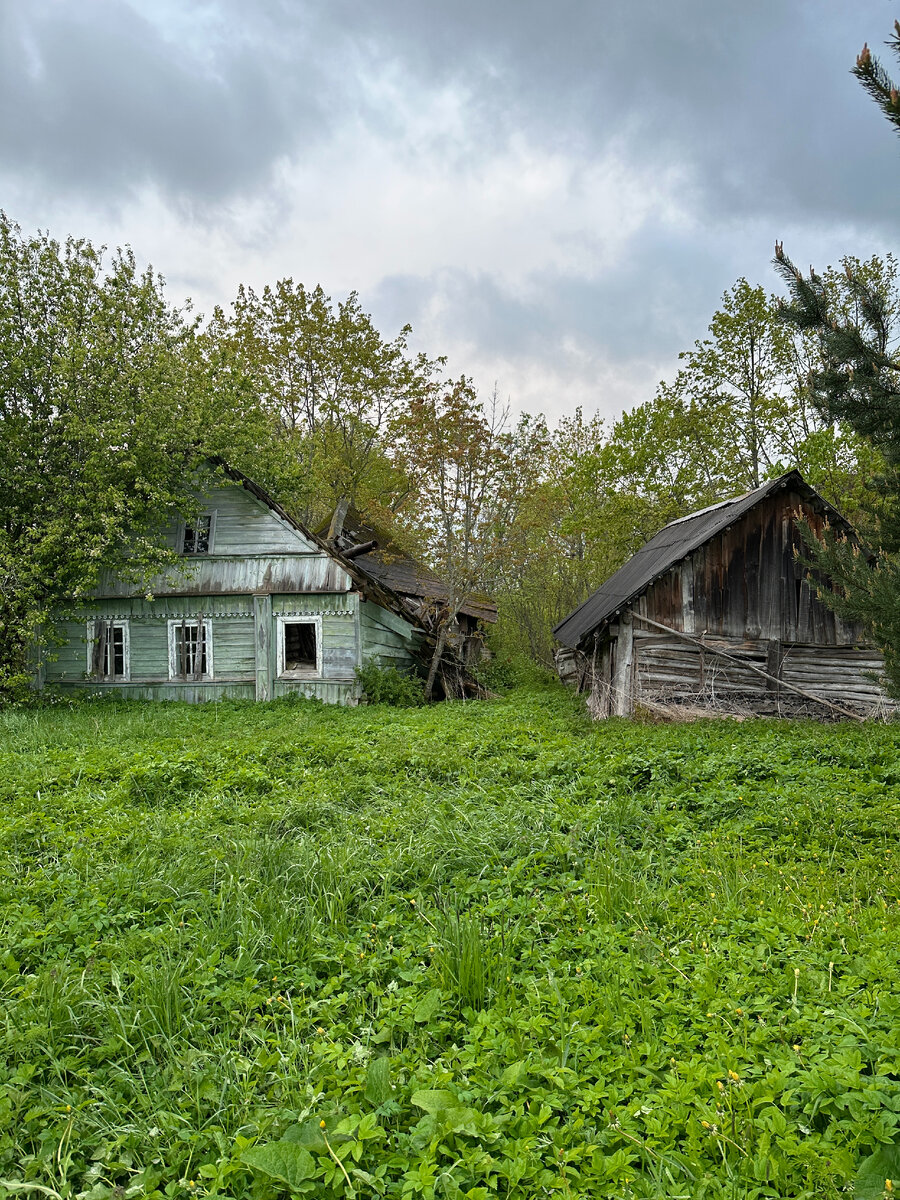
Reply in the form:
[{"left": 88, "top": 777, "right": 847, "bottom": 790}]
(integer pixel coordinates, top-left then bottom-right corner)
[{"left": 853, "top": 27, "right": 900, "bottom": 135}]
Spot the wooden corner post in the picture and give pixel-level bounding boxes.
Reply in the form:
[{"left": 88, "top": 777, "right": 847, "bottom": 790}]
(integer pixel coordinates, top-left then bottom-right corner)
[
  {"left": 254, "top": 594, "right": 274, "bottom": 702},
  {"left": 611, "top": 611, "right": 634, "bottom": 717}
]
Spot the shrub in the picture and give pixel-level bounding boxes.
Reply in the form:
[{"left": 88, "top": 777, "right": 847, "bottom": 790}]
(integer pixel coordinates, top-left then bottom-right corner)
[{"left": 356, "top": 662, "right": 425, "bottom": 706}]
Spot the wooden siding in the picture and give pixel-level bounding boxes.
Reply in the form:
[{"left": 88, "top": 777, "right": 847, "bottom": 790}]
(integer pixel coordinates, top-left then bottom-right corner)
[
  {"left": 638, "top": 490, "right": 862, "bottom": 645},
  {"left": 43, "top": 591, "right": 365, "bottom": 704},
  {"left": 629, "top": 635, "right": 890, "bottom": 714},
  {"left": 95, "top": 554, "right": 351, "bottom": 599},
  {"left": 161, "top": 483, "right": 317, "bottom": 554},
  {"left": 360, "top": 600, "right": 422, "bottom": 671}
]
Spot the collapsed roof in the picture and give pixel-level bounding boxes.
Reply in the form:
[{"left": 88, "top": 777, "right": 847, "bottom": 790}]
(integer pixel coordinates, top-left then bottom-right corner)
[{"left": 328, "top": 507, "right": 498, "bottom": 624}]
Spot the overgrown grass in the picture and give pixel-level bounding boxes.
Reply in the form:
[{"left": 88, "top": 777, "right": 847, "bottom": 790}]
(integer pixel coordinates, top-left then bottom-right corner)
[{"left": 0, "top": 687, "right": 899, "bottom": 1198}]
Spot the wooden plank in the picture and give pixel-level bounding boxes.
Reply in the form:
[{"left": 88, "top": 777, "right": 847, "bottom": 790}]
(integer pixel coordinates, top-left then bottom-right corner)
[
  {"left": 681, "top": 561, "right": 695, "bottom": 635},
  {"left": 611, "top": 611, "right": 634, "bottom": 716},
  {"left": 632, "top": 612, "right": 865, "bottom": 720},
  {"left": 253, "top": 594, "right": 273, "bottom": 702},
  {"left": 361, "top": 599, "right": 418, "bottom": 641}
]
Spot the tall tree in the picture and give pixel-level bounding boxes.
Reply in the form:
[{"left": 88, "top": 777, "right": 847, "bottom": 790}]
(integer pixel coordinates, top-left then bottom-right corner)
[
  {"left": 205, "top": 282, "right": 441, "bottom": 526},
  {"left": 393, "top": 380, "right": 525, "bottom": 695},
  {"left": 773, "top": 20, "right": 900, "bottom": 693},
  {"left": 0, "top": 215, "right": 256, "bottom": 695}
]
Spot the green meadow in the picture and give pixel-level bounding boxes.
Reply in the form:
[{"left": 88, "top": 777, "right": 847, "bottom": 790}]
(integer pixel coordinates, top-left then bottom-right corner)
[{"left": 1, "top": 685, "right": 899, "bottom": 1199}]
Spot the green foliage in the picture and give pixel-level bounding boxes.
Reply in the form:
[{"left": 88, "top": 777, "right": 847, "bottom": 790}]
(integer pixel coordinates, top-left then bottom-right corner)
[
  {"left": 356, "top": 662, "right": 425, "bottom": 706},
  {"left": 205, "top": 280, "right": 442, "bottom": 526},
  {"left": 0, "top": 692, "right": 899, "bottom": 1197},
  {"left": 0, "top": 215, "right": 267, "bottom": 686},
  {"left": 854, "top": 1142, "right": 900, "bottom": 1199},
  {"left": 774, "top": 14, "right": 900, "bottom": 695}
]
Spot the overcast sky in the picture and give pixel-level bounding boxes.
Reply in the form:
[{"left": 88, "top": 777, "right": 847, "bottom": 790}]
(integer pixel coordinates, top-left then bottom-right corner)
[{"left": 3, "top": 0, "right": 900, "bottom": 423}]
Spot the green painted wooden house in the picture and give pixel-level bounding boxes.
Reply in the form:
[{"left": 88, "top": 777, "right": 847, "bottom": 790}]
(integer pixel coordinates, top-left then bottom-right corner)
[{"left": 38, "top": 466, "right": 449, "bottom": 703}]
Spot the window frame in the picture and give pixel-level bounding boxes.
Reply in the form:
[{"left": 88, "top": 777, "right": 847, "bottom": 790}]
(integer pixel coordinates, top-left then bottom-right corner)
[
  {"left": 276, "top": 614, "right": 322, "bottom": 679},
  {"left": 167, "top": 618, "right": 214, "bottom": 680},
  {"left": 179, "top": 511, "right": 216, "bottom": 556},
  {"left": 86, "top": 618, "right": 131, "bottom": 682}
]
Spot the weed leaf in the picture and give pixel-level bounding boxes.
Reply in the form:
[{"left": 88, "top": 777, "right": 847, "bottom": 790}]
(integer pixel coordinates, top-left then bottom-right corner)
[
  {"left": 241, "top": 1141, "right": 316, "bottom": 1188},
  {"left": 500, "top": 1059, "right": 528, "bottom": 1088},
  {"left": 855, "top": 1144, "right": 900, "bottom": 1199},
  {"left": 414, "top": 987, "right": 442, "bottom": 1023},
  {"left": 365, "top": 1056, "right": 394, "bottom": 1105},
  {"left": 411, "top": 1089, "right": 462, "bottom": 1115}
]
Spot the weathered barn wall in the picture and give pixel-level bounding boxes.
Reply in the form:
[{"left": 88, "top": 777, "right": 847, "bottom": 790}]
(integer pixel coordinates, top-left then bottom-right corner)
[
  {"left": 636, "top": 491, "right": 862, "bottom": 645},
  {"left": 575, "top": 490, "right": 892, "bottom": 719}
]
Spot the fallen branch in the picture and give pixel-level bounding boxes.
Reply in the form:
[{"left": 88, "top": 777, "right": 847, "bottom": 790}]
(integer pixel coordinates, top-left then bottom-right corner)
[{"left": 630, "top": 613, "right": 865, "bottom": 722}]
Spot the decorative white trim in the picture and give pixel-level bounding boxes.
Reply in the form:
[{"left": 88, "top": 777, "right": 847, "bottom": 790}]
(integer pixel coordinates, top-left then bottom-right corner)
[
  {"left": 278, "top": 608, "right": 353, "bottom": 618},
  {"left": 179, "top": 510, "right": 217, "bottom": 556},
  {"left": 167, "top": 618, "right": 214, "bottom": 679},
  {"left": 86, "top": 619, "right": 131, "bottom": 681},
  {"left": 276, "top": 613, "right": 322, "bottom": 678}
]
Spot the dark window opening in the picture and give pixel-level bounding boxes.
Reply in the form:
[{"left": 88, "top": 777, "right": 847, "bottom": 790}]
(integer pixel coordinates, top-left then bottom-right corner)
[
  {"left": 183, "top": 515, "right": 212, "bottom": 555},
  {"left": 174, "top": 621, "right": 209, "bottom": 678},
  {"left": 93, "top": 621, "right": 126, "bottom": 678},
  {"left": 284, "top": 621, "right": 317, "bottom": 672}
]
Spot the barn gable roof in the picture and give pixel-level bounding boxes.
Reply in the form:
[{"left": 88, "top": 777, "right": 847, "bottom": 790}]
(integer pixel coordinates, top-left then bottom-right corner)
[{"left": 552, "top": 470, "right": 849, "bottom": 649}]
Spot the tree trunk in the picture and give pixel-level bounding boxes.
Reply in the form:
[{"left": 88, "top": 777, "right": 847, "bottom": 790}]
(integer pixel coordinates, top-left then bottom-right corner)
[{"left": 424, "top": 623, "right": 448, "bottom": 701}]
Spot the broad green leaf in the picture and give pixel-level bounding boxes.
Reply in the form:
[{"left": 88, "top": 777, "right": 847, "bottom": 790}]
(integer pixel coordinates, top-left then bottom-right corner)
[
  {"left": 411, "top": 1089, "right": 461, "bottom": 1115},
  {"left": 500, "top": 1060, "right": 528, "bottom": 1088},
  {"left": 365, "top": 1056, "right": 394, "bottom": 1105},
  {"left": 241, "top": 1141, "right": 316, "bottom": 1189},
  {"left": 414, "top": 988, "right": 442, "bottom": 1023},
  {"left": 283, "top": 1120, "right": 325, "bottom": 1150},
  {"left": 855, "top": 1144, "right": 900, "bottom": 1200}
]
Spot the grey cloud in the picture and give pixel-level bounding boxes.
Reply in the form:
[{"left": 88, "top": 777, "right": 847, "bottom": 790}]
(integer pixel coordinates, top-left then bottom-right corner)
[
  {"left": 336, "top": 0, "right": 900, "bottom": 234},
  {"left": 372, "top": 229, "right": 754, "bottom": 377},
  {"left": 0, "top": 0, "right": 323, "bottom": 203},
  {"left": 6, "top": 0, "right": 900, "bottom": 229}
]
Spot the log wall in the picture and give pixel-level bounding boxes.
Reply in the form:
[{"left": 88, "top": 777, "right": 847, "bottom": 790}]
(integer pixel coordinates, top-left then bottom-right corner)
[{"left": 575, "top": 489, "right": 893, "bottom": 719}]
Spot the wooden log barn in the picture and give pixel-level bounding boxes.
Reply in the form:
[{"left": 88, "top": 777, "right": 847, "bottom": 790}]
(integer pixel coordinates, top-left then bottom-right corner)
[{"left": 553, "top": 470, "right": 894, "bottom": 720}]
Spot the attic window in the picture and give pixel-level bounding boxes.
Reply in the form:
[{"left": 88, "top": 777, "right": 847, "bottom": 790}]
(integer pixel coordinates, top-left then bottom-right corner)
[
  {"left": 277, "top": 616, "right": 321, "bottom": 677},
  {"left": 182, "top": 514, "right": 213, "bottom": 555}
]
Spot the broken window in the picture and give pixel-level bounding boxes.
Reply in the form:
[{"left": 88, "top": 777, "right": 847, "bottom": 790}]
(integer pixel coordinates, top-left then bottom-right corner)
[
  {"left": 281, "top": 620, "right": 318, "bottom": 674},
  {"left": 89, "top": 619, "right": 129, "bottom": 680},
  {"left": 182, "top": 514, "right": 213, "bottom": 555},
  {"left": 169, "top": 619, "right": 213, "bottom": 679}
]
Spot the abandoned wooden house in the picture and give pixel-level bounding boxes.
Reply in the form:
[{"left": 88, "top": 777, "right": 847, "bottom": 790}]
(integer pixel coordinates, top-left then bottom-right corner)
[
  {"left": 553, "top": 470, "right": 893, "bottom": 720},
  {"left": 37, "top": 465, "right": 495, "bottom": 703}
]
